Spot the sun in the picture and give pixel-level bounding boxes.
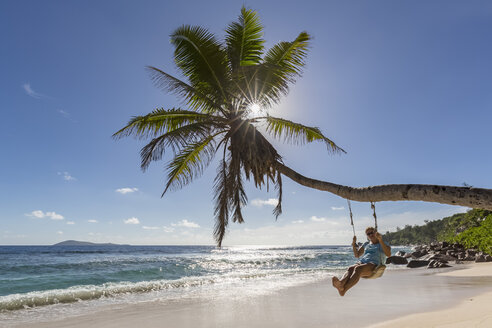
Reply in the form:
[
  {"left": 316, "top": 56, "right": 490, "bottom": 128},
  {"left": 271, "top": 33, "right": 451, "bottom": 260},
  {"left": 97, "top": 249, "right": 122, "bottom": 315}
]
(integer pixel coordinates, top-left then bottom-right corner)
[{"left": 248, "top": 103, "right": 262, "bottom": 117}]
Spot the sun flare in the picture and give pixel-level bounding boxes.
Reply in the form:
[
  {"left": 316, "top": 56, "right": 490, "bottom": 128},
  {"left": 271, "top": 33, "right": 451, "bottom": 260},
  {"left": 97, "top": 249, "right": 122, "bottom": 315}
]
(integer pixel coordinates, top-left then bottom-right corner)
[{"left": 248, "top": 103, "right": 262, "bottom": 116}]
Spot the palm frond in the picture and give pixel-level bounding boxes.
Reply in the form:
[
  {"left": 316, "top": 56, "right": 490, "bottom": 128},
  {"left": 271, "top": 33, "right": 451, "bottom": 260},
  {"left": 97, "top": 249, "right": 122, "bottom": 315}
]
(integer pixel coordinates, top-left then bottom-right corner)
[
  {"left": 226, "top": 6, "right": 264, "bottom": 70},
  {"left": 258, "top": 32, "right": 311, "bottom": 107},
  {"left": 146, "top": 66, "right": 223, "bottom": 114},
  {"left": 113, "top": 108, "right": 222, "bottom": 140},
  {"left": 140, "top": 121, "right": 222, "bottom": 171},
  {"left": 162, "top": 134, "right": 217, "bottom": 195},
  {"left": 228, "top": 150, "right": 247, "bottom": 223},
  {"left": 273, "top": 170, "right": 282, "bottom": 218},
  {"left": 260, "top": 116, "right": 346, "bottom": 153},
  {"left": 171, "top": 25, "right": 229, "bottom": 102},
  {"left": 213, "top": 153, "right": 230, "bottom": 247}
]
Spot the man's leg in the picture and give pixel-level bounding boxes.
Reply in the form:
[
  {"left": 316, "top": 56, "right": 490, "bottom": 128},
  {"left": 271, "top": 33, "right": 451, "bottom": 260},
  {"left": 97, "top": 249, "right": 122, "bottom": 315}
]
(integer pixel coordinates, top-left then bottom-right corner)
[
  {"left": 339, "top": 263, "right": 376, "bottom": 296},
  {"left": 332, "top": 265, "right": 357, "bottom": 295},
  {"left": 339, "top": 265, "right": 357, "bottom": 285}
]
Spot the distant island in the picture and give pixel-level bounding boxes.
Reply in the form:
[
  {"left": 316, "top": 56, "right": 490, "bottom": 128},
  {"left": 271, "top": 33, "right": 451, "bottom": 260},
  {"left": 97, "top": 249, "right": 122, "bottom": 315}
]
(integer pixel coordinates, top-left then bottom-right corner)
[{"left": 53, "top": 240, "right": 129, "bottom": 246}]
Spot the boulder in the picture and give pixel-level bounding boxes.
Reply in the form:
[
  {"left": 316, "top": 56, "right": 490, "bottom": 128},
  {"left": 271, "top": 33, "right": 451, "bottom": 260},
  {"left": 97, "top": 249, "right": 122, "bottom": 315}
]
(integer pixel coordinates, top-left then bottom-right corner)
[
  {"left": 446, "top": 250, "right": 457, "bottom": 257},
  {"left": 428, "top": 260, "right": 451, "bottom": 268},
  {"left": 410, "top": 250, "right": 428, "bottom": 259},
  {"left": 395, "top": 251, "right": 406, "bottom": 257},
  {"left": 485, "top": 255, "right": 492, "bottom": 262},
  {"left": 386, "top": 256, "right": 408, "bottom": 265},
  {"left": 429, "top": 254, "right": 457, "bottom": 262},
  {"left": 452, "top": 243, "right": 464, "bottom": 250},
  {"left": 407, "top": 260, "right": 430, "bottom": 268},
  {"left": 466, "top": 249, "right": 477, "bottom": 257},
  {"left": 475, "top": 254, "right": 486, "bottom": 263}
]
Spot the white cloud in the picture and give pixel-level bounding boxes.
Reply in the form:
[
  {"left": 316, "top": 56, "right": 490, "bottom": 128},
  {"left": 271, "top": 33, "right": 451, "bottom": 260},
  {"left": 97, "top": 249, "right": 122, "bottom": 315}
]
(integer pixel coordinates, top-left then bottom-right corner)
[
  {"left": 26, "top": 210, "right": 64, "bottom": 220},
  {"left": 88, "top": 219, "right": 98, "bottom": 223},
  {"left": 22, "top": 83, "right": 48, "bottom": 99},
  {"left": 66, "top": 221, "right": 75, "bottom": 225},
  {"left": 47, "top": 212, "right": 64, "bottom": 220},
  {"left": 250, "top": 198, "right": 278, "bottom": 207},
  {"left": 57, "top": 231, "right": 63, "bottom": 235},
  {"left": 27, "top": 210, "right": 45, "bottom": 218},
  {"left": 331, "top": 206, "right": 345, "bottom": 211},
  {"left": 292, "top": 220, "right": 304, "bottom": 224},
  {"left": 58, "top": 171, "right": 76, "bottom": 181},
  {"left": 163, "top": 226, "right": 175, "bottom": 233},
  {"left": 116, "top": 187, "right": 139, "bottom": 194},
  {"left": 310, "top": 216, "right": 326, "bottom": 222},
  {"left": 142, "top": 226, "right": 160, "bottom": 230},
  {"left": 171, "top": 219, "right": 200, "bottom": 228},
  {"left": 124, "top": 217, "right": 140, "bottom": 225}
]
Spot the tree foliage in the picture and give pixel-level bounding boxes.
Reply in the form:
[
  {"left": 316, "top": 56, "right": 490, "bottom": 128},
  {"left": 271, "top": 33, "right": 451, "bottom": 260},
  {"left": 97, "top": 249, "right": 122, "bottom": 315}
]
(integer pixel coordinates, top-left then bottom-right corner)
[
  {"left": 114, "top": 7, "right": 343, "bottom": 246},
  {"left": 383, "top": 209, "right": 492, "bottom": 254}
]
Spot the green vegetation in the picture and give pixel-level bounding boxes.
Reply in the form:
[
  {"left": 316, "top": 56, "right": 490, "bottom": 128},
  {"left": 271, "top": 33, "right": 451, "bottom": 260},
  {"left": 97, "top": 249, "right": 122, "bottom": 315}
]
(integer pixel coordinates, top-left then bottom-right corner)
[{"left": 383, "top": 209, "right": 492, "bottom": 254}]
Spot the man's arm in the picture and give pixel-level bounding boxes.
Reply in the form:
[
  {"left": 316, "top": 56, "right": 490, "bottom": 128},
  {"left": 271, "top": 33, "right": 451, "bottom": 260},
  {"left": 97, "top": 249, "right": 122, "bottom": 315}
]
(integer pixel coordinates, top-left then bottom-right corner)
[
  {"left": 352, "top": 236, "right": 365, "bottom": 258},
  {"left": 376, "top": 232, "right": 391, "bottom": 257}
]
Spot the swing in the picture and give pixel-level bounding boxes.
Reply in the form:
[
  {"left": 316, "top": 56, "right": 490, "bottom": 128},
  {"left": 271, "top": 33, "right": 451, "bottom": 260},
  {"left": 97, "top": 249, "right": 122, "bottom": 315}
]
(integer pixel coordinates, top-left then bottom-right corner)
[{"left": 347, "top": 200, "right": 386, "bottom": 279}]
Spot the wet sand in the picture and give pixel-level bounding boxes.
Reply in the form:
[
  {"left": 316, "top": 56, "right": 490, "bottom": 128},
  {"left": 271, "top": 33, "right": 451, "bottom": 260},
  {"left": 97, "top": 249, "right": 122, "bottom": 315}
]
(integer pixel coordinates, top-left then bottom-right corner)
[{"left": 12, "top": 263, "right": 492, "bottom": 328}]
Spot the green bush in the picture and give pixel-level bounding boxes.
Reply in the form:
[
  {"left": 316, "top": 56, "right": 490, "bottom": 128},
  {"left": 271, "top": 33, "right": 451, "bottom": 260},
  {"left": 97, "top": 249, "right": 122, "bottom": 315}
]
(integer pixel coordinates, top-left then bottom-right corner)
[
  {"left": 451, "top": 215, "right": 492, "bottom": 254},
  {"left": 383, "top": 209, "right": 492, "bottom": 255}
]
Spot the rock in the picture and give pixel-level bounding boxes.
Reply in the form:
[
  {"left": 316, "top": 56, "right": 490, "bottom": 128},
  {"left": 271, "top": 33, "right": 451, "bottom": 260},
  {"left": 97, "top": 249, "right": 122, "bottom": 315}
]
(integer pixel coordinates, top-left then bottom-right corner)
[
  {"left": 407, "top": 260, "right": 430, "bottom": 268},
  {"left": 410, "top": 250, "right": 428, "bottom": 259},
  {"left": 395, "top": 251, "right": 406, "bottom": 257},
  {"left": 485, "top": 255, "right": 492, "bottom": 262},
  {"left": 428, "top": 260, "right": 451, "bottom": 268},
  {"left": 452, "top": 243, "right": 464, "bottom": 249},
  {"left": 446, "top": 250, "right": 457, "bottom": 257},
  {"left": 429, "top": 254, "right": 457, "bottom": 262},
  {"left": 466, "top": 249, "right": 477, "bottom": 257},
  {"left": 386, "top": 256, "right": 408, "bottom": 265},
  {"left": 419, "top": 254, "right": 434, "bottom": 261},
  {"left": 475, "top": 254, "right": 486, "bottom": 263}
]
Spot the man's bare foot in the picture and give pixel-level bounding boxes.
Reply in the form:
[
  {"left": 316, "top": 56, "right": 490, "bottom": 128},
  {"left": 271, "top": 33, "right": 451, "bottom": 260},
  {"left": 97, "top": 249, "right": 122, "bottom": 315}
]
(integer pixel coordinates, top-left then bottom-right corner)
[
  {"left": 332, "top": 276, "right": 342, "bottom": 289},
  {"left": 332, "top": 277, "right": 345, "bottom": 296}
]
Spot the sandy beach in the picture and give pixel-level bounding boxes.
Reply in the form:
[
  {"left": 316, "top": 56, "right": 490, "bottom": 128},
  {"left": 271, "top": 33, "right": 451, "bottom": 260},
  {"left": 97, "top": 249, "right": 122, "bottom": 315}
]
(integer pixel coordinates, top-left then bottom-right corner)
[
  {"left": 369, "top": 263, "right": 492, "bottom": 328},
  {"left": 11, "top": 263, "right": 492, "bottom": 328}
]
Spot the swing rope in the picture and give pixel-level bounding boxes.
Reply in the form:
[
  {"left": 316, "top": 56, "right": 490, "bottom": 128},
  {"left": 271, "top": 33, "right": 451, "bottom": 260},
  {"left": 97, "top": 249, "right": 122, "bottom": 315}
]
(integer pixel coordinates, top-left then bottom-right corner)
[
  {"left": 347, "top": 199, "right": 356, "bottom": 237},
  {"left": 371, "top": 201, "right": 378, "bottom": 231}
]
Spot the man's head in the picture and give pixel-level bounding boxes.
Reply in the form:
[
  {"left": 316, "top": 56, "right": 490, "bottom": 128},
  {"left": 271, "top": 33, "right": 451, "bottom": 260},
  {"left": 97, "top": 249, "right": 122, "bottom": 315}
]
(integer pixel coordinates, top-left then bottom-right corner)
[{"left": 365, "top": 226, "right": 378, "bottom": 243}]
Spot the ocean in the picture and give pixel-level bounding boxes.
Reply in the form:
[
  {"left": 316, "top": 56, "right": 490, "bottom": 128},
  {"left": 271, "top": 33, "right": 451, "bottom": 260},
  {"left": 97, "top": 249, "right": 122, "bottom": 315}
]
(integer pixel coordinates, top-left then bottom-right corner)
[{"left": 0, "top": 245, "right": 410, "bottom": 326}]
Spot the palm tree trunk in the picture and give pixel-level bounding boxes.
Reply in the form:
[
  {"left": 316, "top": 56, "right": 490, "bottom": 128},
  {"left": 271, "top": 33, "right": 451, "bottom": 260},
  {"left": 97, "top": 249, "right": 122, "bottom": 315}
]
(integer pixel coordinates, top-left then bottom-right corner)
[{"left": 277, "top": 163, "right": 492, "bottom": 210}]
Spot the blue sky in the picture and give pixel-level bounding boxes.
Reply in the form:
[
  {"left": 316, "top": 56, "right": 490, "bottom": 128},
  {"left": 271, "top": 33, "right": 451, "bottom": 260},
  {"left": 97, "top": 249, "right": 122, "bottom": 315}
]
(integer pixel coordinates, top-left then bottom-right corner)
[{"left": 1, "top": 0, "right": 491, "bottom": 245}]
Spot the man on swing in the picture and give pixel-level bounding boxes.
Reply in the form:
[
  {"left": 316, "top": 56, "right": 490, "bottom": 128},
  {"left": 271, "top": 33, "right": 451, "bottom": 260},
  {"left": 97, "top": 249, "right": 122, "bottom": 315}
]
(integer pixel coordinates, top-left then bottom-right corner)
[{"left": 332, "top": 227, "right": 391, "bottom": 296}]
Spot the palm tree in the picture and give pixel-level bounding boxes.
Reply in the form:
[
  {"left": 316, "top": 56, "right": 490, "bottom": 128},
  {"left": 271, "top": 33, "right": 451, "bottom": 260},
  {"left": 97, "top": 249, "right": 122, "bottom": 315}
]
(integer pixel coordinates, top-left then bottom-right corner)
[{"left": 114, "top": 7, "right": 492, "bottom": 246}]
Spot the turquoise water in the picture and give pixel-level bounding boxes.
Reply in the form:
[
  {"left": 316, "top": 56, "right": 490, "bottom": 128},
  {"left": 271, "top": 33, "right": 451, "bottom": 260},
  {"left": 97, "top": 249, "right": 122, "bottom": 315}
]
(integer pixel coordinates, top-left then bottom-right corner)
[{"left": 0, "top": 245, "right": 410, "bottom": 314}]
